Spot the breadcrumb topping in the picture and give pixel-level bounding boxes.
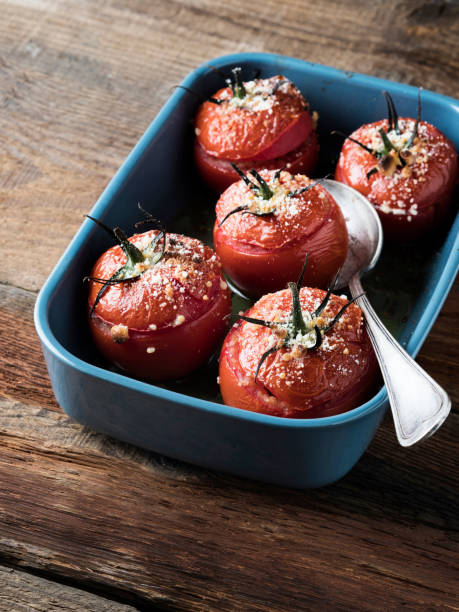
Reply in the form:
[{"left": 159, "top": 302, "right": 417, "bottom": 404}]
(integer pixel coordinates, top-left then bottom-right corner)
[
  {"left": 219, "top": 76, "right": 305, "bottom": 113},
  {"left": 234, "top": 288, "right": 366, "bottom": 390},
  {"left": 216, "top": 170, "right": 335, "bottom": 248},
  {"left": 195, "top": 75, "right": 311, "bottom": 161},
  {"left": 110, "top": 324, "right": 129, "bottom": 343},
  {"left": 89, "top": 231, "right": 228, "bottom": 331},
  {"left": 345, "top": 119, "right": 455, "bottom": 218}
]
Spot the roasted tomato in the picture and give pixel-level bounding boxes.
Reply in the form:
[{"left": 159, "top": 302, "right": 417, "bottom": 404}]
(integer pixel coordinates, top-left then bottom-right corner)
[
  {"left": 87, "top": 217, "right": 232, "bottom": 381},
  {"left": 335, "top": 92, "right": 458, "bottom": 240},
  {"left": 195, "top": 131, "right": 319, "bottom": 194},
  {"left": 219, "top": 278, "right": 378, "bottom": 418},
  {"left": 213, "top": 168, "right": 348, "bottom": 297},
  {"left": 194, "top": 69, "right": 319, "bottom": 192}
]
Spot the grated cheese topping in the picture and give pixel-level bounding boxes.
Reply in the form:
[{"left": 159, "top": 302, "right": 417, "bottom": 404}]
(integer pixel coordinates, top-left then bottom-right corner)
[
  {"left": 194, "top": 74, "right": 311, "bottom": 161},
  {"left": 220, "top": 76, "right": 302, "bottom": 113},
  {"left": 342, "top": 119, "right": 456, "bottom": 218},
  {"left": 226, "top": 287, "right": 373, "bottom": 414},
  {"left": 216, "top": 170, "right": 334, "bottom": 249},
  {"left": 89, "top": 231, "right": 229, "bottom": 331}
]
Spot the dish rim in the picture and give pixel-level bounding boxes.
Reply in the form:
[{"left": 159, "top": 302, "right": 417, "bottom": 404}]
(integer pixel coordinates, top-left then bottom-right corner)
[{"left": 34, "top": 51, "right": 459, "bottom": 429}]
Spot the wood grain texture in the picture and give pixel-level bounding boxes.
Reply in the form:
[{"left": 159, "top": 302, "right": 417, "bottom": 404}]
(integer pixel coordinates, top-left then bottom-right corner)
[
  {"left": 0, "top": 281, "right": 458, "bottom": 608},
  {"left": 0, "top": 0, "right": 458, "bottom": 291},
  {"left": 0, "top": 397, "right": 457, "bottom": 610},
  {"left": 0, "top": 284, "right": 59, "bottom": 411},
  {"left": 0, "top": 0, "right": 458, "bottom": 609},
  {"left": 0, "top": 565, "right": 135, "bottom": 612}
]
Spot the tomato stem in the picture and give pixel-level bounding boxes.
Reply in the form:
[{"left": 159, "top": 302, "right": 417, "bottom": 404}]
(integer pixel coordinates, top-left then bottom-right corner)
[
  {"left": 229, "top": 67, "right": 246, "bottom": 99},
  {"left": 332, "top": 131, "right": 375, "bottom": 156},
  {"left": 288, "top": 282, "right": 308, "bottom": 336},
  {"left": 270, "top": 79, "right": 283, "bottom": 95},
  {"left": 231, "top": 163, "right": 257, "bottom": 190},
  {"left": 249, "top": 170, "right": 274, "bottom": 200},
  {"left": 205, "top": 63, "right": 228, "bottom": 80},
  {"left": 254, "top": 344, "right": 278, "bottom": 383},
  {"left": 313, "top": 286, "right": 333, "bottom": 318},
  {"left": 296, "top": 253, "right": 308, "bottom": 289},
  {"left": 237, "top": 255, "right": 365, "bottom": 382},
  {"left": 287, "top": 176, "right": 328, "bottom": 198},
  {"left": 323, "top": 293, "right": 364, "bottom": 333},
  {"left": 366, "top": 167, "right": 379, "bottom": 180},
  {"left": 86, "top": 208, "right": 168, "bottom": 317},
  {"left": 218, "top": 204, "right": 249, "bottom": 227},
  {"left": 405, "top": 89, "right": 422, "bottom": 149},
  {"left": 273, "top": 165, "right": 287, "bottom": 181},
  {"left": 378, "top": 128, "right": 394, "bottom": 155},
  {"left": 230, "top": 164, "right": 274, "bottom": 202},
  {"left": 113, "top": 227, "right": 145, "bottom": 265},
  {"left": 335, "top": 90, "right": 423, "bottom": 174},
  {"left": 239, "top": 315, "right": 272, "bottom": 328},
  {"left": 135, "top": 204, "right": 167, "bottom": 261},
  {"left": 383, "top": 91, "right": 400, "bottom": 134},
  {"left": 88, "top": 268, "right": 125, "bottom": 317},
  {"left": 174, "top": 85, "right": 225, "bottom": 105}
]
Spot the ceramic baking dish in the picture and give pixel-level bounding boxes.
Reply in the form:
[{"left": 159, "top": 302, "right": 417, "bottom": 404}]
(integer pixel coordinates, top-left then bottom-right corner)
[{"left": 34, "top": 53, "right": 459, "bottom": 488}]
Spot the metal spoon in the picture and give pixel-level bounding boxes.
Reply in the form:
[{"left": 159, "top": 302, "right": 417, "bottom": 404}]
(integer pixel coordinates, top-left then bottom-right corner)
[{"left": 323, "top": 179, "right": 450, "bottom": 446}]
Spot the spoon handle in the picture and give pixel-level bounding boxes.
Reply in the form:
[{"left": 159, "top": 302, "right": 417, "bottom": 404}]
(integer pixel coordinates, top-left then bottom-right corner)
[{"left": 349, "top": 274, "right": 450, "bottom": 446}]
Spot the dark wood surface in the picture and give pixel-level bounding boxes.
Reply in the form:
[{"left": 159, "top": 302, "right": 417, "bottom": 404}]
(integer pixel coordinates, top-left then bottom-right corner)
[{"left": 1, "top": 1, "right": 458, "bottom": 610}]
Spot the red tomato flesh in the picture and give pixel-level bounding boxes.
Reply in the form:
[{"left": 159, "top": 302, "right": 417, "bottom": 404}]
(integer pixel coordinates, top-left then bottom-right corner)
[
  {"left": 219, "top": 287, "right": 379, "bottom": 418},
  {"left": 194, "top": 130, "right": 319, "bottom": 194},
  {"left": 88, "top": 231, "right": 232, "bottom": 381},
  {"left": 213, "top": 170, "right": 348, "bottom": 296},
  {"left": 335, "top": 118, "right": 458, "bottom": 240},
  {"left": 194, "top": 74, "right": 318, "bottom": 191},
  {"left": 195, "top": 76, "right": 312, "bottom": 161}
]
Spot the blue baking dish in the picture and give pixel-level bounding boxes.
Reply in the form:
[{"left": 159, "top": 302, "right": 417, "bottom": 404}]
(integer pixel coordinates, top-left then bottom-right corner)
[{"left": 34, "top": 53, "right": 459, "bottom": 488}]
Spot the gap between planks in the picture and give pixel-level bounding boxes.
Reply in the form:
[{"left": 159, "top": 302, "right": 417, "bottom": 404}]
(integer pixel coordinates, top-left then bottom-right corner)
[{"left": 0, "top": 563, "right": 136, "bottom": 612}]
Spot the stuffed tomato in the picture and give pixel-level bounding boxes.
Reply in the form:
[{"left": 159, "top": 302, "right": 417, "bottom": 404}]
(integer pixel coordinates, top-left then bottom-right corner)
[
  {"left": 219, "top": 278, "right": 378, "bottom": 419},
  {"left": 87, "top": 217, "right": 232, "bottom": 381},
  {"left": 194, "top": 69, "right": 318, "bottom": 192},
  {"left": 335, "top": 92, "right": 458, "bottom": 239},
  {"left": 213, "top": 168, "right": 348, "bottom": 297}
]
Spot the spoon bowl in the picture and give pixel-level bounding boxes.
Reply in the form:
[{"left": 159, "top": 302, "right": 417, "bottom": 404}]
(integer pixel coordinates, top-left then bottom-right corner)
[{"left": 322, "top": 179, "right": 383, "bottom": 287}]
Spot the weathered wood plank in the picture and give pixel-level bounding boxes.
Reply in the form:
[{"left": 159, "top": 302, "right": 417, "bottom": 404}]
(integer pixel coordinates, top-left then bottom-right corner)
[
  {"left": 0, "top": 0, "right": 458, "bottom": 291},
  {"left": 416, "top": 280, "right": 459, "bottom": 409},
  {"left": 0, "top": 284, "right": 60, "bottom": 411},
  {"left": 0, "top": 322, "right": 458, "bottom": 612},
  {"left": 1, "top": 0, "right": 458, "bottom": 608},
  {"left": 0, "top": 404, "right": 457, "bottom": 610},
  {"left": 0, "top": 392, "right": 457, "bottom": 518},
  {"left": 0, "top": 565, "right": 135, "bottom": 612}
]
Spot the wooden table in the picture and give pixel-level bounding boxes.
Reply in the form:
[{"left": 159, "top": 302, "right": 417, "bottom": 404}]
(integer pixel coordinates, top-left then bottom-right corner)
[{"left": 1, "top": 1, "right": 458, "bottom": 609}]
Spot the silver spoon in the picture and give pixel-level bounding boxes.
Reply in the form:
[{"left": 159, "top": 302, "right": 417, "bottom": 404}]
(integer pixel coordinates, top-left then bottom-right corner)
[{"left": 323, "top": 179, "right": 450, "bottom": 446}]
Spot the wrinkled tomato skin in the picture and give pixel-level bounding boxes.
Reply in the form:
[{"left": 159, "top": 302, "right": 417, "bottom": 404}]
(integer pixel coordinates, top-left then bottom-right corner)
[
  {"left": 335, "top": 163, "right": 450, "bottom": 240},
  {"left": 219, "top": 288, "right": 379, "bottom": 419},
  {"left": 242, "top": 111, "right": 312, "bottom": 162},
  {"left": 194, "top": 75, "right": 318, "bottom": 192},
  {"left": 213, "top": 170, "right": 348, "bottom": 297},
  {"left": 89, "top": 290, "right": 231, "bottom": 380},
  {"left": 213, "top": 213, "right": 347, "bottom": 296},
  {"left": 195, "top": 130, "right": 319, "bottom": 193},
  {"left": 195, "top": 77, "right": 312, "bottom": 162},
  {"left": 219, "top": 344, "right": 377, "bottom": 418},
  {"left": 87, "top": 231, "right": 232, "bottom": 381},
  {"left": 335, "top": 119, "right": 458, "bottom": 240}
]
